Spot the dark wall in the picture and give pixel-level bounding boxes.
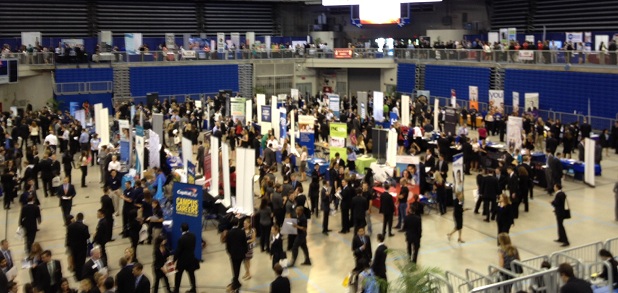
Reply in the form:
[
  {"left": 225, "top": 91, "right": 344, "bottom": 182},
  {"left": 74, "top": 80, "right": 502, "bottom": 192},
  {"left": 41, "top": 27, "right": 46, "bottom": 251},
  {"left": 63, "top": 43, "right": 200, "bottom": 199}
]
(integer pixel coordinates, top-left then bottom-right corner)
[
  {"left": 130, "top": 65, "right": 239, "bottom": 97},
  {"left": 397, "top": 63, "right": 416, "bottom": 94},
  {"left": 348, "top": 68, "right": 381, "bottom": 95}
]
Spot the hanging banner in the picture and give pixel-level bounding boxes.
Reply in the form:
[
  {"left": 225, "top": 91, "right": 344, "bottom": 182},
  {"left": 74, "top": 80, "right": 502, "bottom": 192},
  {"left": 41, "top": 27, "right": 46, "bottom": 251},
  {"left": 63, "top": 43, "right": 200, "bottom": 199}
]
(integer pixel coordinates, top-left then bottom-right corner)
[
  {"left": 500, "top": 28, "right": 509, "bottom": 45},
  {"left": 488, "top": 32, "right": 499, "bottom": 45},
  {"left": 298, "top": 115, "right": 315, "bottom": 156},
  {"left": 329, "top": 122, "right": 347, "bottom": 161},
  {"left": 21, "top": 32, "right": 42, "bottom": 47},
  {"left": 489, "top": 90, "right": 505, "bottom": 115},
  {"left": 469, "top": 86, "right": 479, "bottom": 110},
  {"left": 171, "top": 182, "right": 203, "bottom": 261},
  {"left": 373, "top": 91, "right": 384, "bottom": 122},
  {"left": 450, "top": 89, "right": 457, "bottom": 108},
  {"left": 525, "top": 35, "right": 535, "bottom": 43},
  {"left": 506, "top": 116, "right": 523, "bottom": 151},
  {"left": 165, "top": 33, "right": 175, "bottom": 48},
  {"left": 148, "top": 131, "right": 161, "bottom": 169},
  {"left": 291, "top": 89, "right": 300, "bottom": 101},
  {"left": 230, "top": 97, "right": 246, "bottom": 125},
  {"left": 512, "top": 92, "right": 520, "bottom": 111},
  {"left": 119, "top": 119, "right": 131, "bottom": 163},
  {"left": 222, "top": 143, "right": 231, "bottom": 207},
  {"left": 135, "top": 126, "right": 145, "bottom": 176},
  {"left": 584, "top": 138, "right": 595, "bottom": 187},
  {"left": 327, "top": 93, "right": 340, "bottom": 119},
  {"left": 246, "top": 32, "right": 255, "bottom": 47},
  {"left": 217, "top": 33, "right": 226, "bottom": 53},
  {"left": 508, "top": 28, "right": 517, "bottom": 43},
  {"left": 182, "top": 138, "right": 192, "bottom": 177},
  {"left": 203, "top": 132, "right": 212, "bottom": 189},
  {"left": 261, "top": 105, "right": 272, "bottom": 122},
  {"left": 401, "top": 95, "right": 410, "bottom": 125},
  {"left": 187, "top": 161, "right": 196, "bottom": 184},
  {"left": 389, "top": 112, "right": 398, "bottom": 127},
  {"left": 565, "top": 32, "right": 583, "bottom": 43},
  {"left": 230, "top": 32, "right": 240, "bottom": 50},
  {"left": 524, "top": 93, "right": 539, "bottom": 111},
  {"left": 444, "top": 107, "right": 458, "bottom": 136},
  {"left": 256, "top": 94, "right": 266, "bottom": 124},
  {"left": 280, "top": 109, "right": 287, "bottom": 141},
  {"left": 124, "top": 33, "right": 143, "bottom": 54},
  {"left": 120, "top": 141, "right": 130, "bottom": 163}
]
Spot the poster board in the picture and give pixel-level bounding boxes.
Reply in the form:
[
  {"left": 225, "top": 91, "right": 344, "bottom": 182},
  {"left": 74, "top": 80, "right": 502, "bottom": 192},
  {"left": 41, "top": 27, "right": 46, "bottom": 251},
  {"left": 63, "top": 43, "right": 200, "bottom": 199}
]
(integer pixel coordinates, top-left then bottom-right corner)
[
  {"left": 135, "top": 126, "right": 145, "bottom": 176},
  {"left": 401, "top": 95, "right": 410, "bottom": 125},
  {"left": 298, "top": 115, "right": 315, "bottom": 156},
  {"left": 450, "top": 89, "right": 457, "bottom": 108},
  {"left": 469, "top": 86, "right": 478, "bottom": 110},
  {"left": 21, "top": 32, "right": 42, "bottom": 47},
  {"left": 124, "top": 33, "right": 143, "bottom": 54},
  {"left": 452, "top": 156, "right": 464, "bottom": 193},
  {"left": 524, "top": 93, "right": 539, "bottom": 111},
  {"left": 327, "top": 93, "right": 340, "bottom": 119},
  {"left": 357, "top": 91, "right": 368, "bottom": 120},
  {"left": 260, "top": 105, "right": 272, "bottom": 135},
  {"left": 489, "top": 90, "right": 505, "bottom": 114},
  {"left": 506, "top": 116, "right": 523, "bottom": 151},
  {"left": 444, "top": 107, "right": 458, "bottom": 136},
  {"left": 512, "top": 92, "right": 520, "bottom": 112},
  {"left": 171, "top": 182, "right": 203, "bottom": 260},
  {"left": 148, "top": 130, "right": 161, "bottom": 169},
  {"left": 230, "top": 97, "right": 246, "bottom": 125},
  {"left": 329, "top": 122, "right": 347, "bottom": 161}
]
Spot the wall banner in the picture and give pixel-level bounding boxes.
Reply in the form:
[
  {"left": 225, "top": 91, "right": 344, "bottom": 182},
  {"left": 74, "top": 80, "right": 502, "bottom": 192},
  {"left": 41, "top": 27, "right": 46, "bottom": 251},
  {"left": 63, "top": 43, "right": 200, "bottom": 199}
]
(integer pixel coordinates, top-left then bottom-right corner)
[
  {"left": 524, "top": 93, "right": 539, "bottom": 111},
  {"left": 469, "top": 86, "right": 478, "bottom": 110},
  {"left": 230, "top": 97, "right": 246, "bottom": 125},
  {"left": 280, "top": 109, "right": 287, "bottom": 140}
]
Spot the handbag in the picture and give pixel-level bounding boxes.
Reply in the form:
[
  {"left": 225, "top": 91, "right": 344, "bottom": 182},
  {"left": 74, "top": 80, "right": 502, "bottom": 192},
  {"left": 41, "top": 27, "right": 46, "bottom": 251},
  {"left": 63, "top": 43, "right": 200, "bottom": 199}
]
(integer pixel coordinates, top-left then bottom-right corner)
[{"left": 564, "top": 198, "right": 571, "bottom": 219}]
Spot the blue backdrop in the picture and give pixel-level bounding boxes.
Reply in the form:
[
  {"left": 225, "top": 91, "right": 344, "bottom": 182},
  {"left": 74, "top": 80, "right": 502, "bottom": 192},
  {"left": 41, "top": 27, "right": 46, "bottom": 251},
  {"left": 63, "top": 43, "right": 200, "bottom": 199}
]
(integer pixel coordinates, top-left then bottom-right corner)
[{"left": 130, "top": 65, "right": 239, "bottom": 96}]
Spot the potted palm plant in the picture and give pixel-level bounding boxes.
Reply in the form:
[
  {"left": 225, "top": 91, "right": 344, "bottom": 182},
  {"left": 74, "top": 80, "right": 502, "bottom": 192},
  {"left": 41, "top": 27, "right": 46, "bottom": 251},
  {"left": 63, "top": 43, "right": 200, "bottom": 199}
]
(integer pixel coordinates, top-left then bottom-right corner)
[{"left": 374, "top": 249, "right": 443, "bottom": 293}]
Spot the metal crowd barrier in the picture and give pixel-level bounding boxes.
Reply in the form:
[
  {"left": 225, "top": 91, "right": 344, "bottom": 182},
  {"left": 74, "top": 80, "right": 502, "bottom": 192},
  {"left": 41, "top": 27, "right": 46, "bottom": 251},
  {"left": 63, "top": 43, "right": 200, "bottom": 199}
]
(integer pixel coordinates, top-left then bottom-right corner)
[
  {"left": 588, "top": 261, "right": 615, "bottom": 292},
  {"left": 446, "top": 271, "right": 473, "bottom": 293},
  {"left": 428, "top": 273, "right": 454, "bottom": 293},
  {"left": 470, "top": 267, "right": 561, "bottom": 293},
  {"left": 465, "top": 268, "right": 494, "bottom": 289},
  {"left": 550, "top": 242, "right": 604, "bottom": 266},
  {"left": 605, "top": 237, "right": 618, "bottom": 254},
  {"left": 514, "top": 255, "right": 550, "bottom": 272},
  {"left": 551, "top": 253, "right": 587, "bottom": 279}
]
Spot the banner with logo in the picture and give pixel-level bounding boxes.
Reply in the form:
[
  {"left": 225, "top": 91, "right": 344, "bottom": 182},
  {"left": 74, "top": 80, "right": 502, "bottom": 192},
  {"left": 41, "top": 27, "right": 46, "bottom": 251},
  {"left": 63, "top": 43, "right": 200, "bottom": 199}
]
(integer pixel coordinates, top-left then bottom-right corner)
[
  {"left": 444, "top": 107, "right": 458, "bottom": 136},
  {"left": 512, "top": 92, "right": 520, "bottom": 111},
  {"left": 508, "top": 28, "right": 517, "bottom": 43},
  {"left": 280, "top": 109, "right": 287, "bottom": 140},
  {"left": 124, "top": 33, "right": 143, "bottom": 54},
  {"left": 135, "top": 126, "right": 144, "bottom": 176},
  {"left": 187, "top": 161, "right": 196, "bottom": 184},
  {"left": 246, "top": 32, "right": 255, "bottom": 47},
  {"left": 518, "top": 50, "right": 534, "bottom": 61},
  {"left": 148, "top": 130, "right": 160, "bottom": 168},
  {"left": 298, "top": 115, "right": 315, "bottom": 156},
  {"left": 327, "top": 93, "right": 340, "bottom": 119},
  {"left": 171, "top": 182, "right": 203, "bottom": 260},
  {"left": 165, "top": 33, "right": 175, "bottom": 48},
  {"left": 230, "top": 32, "right": 240, "bottom": 49},
  {"left": 506, "top": 116, "right": 523, "bottom": 151},
  {"left": 524, "top": 93, "right": 539, "bottom": 111},
  {"left": 329, "top": 122, "right": 347, "bottom": 161},
  {"left": 217, "top": 33, "right": 225, "bottom": 53},
  {"left": 489, "top": 90, "right": 505, "bottom": 114},
  {"left": 500, "top": 28, "right": 509, "bottom": 45},
  {"left": 565, "top": 32, "right": 583, "bottom": 43},
  {"left": 260, "top": 105, "right": 272, "bottom": 135},
  {"left": 230, "top": 97, "right": 246, "bottom": 125},
  {"left": 357, "top": 91, "right": 368, "bottom": 121},
  {"left": 291, "top": 89, "right": 299, "bottom": 101},
  {"left": 469, "top": 86, "right": 478, "bottom": 110}
]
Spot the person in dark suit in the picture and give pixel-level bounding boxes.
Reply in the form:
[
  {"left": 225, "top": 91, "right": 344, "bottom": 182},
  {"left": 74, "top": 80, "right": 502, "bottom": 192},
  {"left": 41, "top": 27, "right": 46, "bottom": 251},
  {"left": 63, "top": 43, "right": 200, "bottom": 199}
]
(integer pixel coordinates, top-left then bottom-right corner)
[
  {"left": 435, "top": 153, "right": 449, "bottom": 181},
  {"left": 290, "top": 206, "right": 311, "bottom": 267},
  {"left": 36, "top": 250, "right": 62, "bottom": 293},
  {"left": 483, "top": 170, "right": 501, "bottom": 222},
  {"left": 425, "top": 149, "right": 436, "bottom": 172},
  {"left": 269, "top": 225, "right": 286, "bottom": 269},
  {"left": 19, "top": 195, "right": 41, "bottom": 253},
  {"left": 545, "top": 133, "right": 558, "bottom": 155},
  {"left": 66, "top": 213, "right": 89, "bottom": 280},
  {"left": 115, "top": 257, "right": 135, "bottom": 293},
  {"left": 226, "top": 218, "right": 248, "bottom": 291},
  {"left": 551, "top": 184, "right": 570, "bottom": 247},
  {"left": 338, "top": 179, "right": 354, "bottom": 234},
  {"left": 0, "top": 240, "right": 14, "bottom": 272},
  {"left": 93, "top": 209, "right": 110, "bottom": 262},
  {"left": 350, "top": 190, "right": 368, "bottom": 231},
  {"left": 496, "top": 194, "right": 514, "bottom": 236},
  {"left": 404, "top": 206, "right": 422, "bottom": 264},
  {"left": 38, "top": 155, "right": 54, "bottom": 197},
  {"left": 263, "top": 144, "right": 276, "bottom": 167},
  {"left": 418, "top": 158, "right": 428, "bottom": 195},
  {"left": 100, "top": 187, "right": 115, "bottom": 243},
  {"left": 549, "top": 153, "right": 564, "bottom": 193},
  {"left": 61, "top": 152, "right": 73, "bottom": 183},
  {"left": 333, "top": 152, "right": 346, "bottom": 169},
  {"left": 320, "top": 180, "right": 331, "bottom": 235},
  {"left": 57, "top": 177, "right": 76, "bottom": 225},
  {"left": 372, "top": 233, "right": 388, "bottom": 281},
  {"left": 174, "top": 223, "right": 199, "bottom": 293},
  {"left": 0, "top": 269, "right": 7, "bottom": 293},
  {"left": 270, "top": 263, "right": 291, "bottom": 293},
  {"left": 351, "top": 226, "right": 372, "bottom": 263},
  {"left": 506, "top": 166, "right": 520, "bottom": 219},
  {"left": 152, "top": 236, "right": 172, "bottom": 293},
  {"left": 558, "top": 263, "right": 593, "bottom": 293},
  {"left": 379, "top": 183, "right": 395, "bottom": 237},
  {"left": 82, "top": 246, "right": 106, "bottom": 286},
  {"left": 132, "top": 263, "right": 150, "bottom": 293}
]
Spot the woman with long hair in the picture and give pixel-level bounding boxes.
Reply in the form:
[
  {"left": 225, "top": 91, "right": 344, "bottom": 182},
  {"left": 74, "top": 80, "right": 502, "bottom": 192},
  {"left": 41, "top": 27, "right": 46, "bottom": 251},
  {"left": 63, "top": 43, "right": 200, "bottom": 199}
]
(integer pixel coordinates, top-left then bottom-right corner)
[
  {"left": 258, "top": 198, "right": 273, "bottom": 253},
  {"left": 517, "top": 165, "right": 530, "bottom": 212},
  {"left": 447, "top": 191, "right": 466, "bottom": 243},
  {"left": 242, "top": 217, "right": 256, "bottom": 280},
  {"left": 434, "top": 172, "right": 447, "bottom": 215},
  {"left": 79, "top": 151, "right": 89, "bottom": 187},
  {"left": 496, "top": 194, "right": 514, "bottom": 235},
  {"left": 29, "top": 121, "right": 40, "bottom": 146},
  {"left": 497, "top": 233, "right": 521, "bottom": 284}
]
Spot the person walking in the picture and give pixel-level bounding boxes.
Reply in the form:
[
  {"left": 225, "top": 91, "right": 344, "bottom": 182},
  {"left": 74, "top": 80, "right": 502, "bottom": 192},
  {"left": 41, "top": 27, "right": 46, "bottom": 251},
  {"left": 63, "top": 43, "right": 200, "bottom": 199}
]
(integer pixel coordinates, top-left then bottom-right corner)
[
  {"left": 321, "top": 179, "right": 331, "bottom": 235},
  {"left": 379, "top": 183, "right": 395, "bottom": 237},
  {"left": 404, "top": 205, "right": 422, "bottom": 263},
  {"left": 496, "top": 194, "right": 514, "bottom": 236},
  {"left": 395, "top": 178, "right": 409, "bottom": 231},
  {"left": 226, "top": 218, "right": 248, "bottom": 292},
  {"left": 269, "top": 225, "right": 286, "bottom": 269},
  {"left": 258, "top": 198, "right": 273, "bottom": 252},
  {"left": 152, "top": 237, "right": 172, "bottom": 293},
  {"left": 19, "top": 195, "right": 41, "bottom": 253},
  {"left": 434, "top": 173, "right": 447, "bottom": 215},
  {"left": 79, "top": 151, "right": 89, "bottom": 188},
  {"left": 551, "top": 183, "right": 570, "bottom": 247},
  {"left": 372, "top": 234, "right": 388, "bottom": 282},
  {"left": 66, "top": 213, "right": 89, "bottom": 281},
  {"left": 447, "top": 191, "right": 466, "bottom": 243},
  {"left": 173, "top": 223, "right": 199, "bottom": 293},
  {"left": 289, "top": 206, "right": 311, "bottom": 267},
  {"left": 57, "top": 177, "right": 76, "bottom": 225},
  {"left": 269, "top": 263, "right": 291, "bottom": 293},
  {"left": 242, "top": 218, "right": 256, "bottom": 280},
  {"left": 93, "top": 209, "right": 110, "bottom": 262}
]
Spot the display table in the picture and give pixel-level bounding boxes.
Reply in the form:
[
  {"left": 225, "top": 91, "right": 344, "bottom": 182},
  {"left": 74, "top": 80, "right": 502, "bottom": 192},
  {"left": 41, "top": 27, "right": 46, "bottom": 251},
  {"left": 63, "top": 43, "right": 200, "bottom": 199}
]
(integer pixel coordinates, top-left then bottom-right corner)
[
  {"left": 372, "top": 183, "right": 421, "bottom": 215},
  {"left": 560, "top": 159, "right": 602, "bottom": 180},
  {"left": 306, "top": 157, "right": 329, "bottom": 176},
  {"left": 370, "top": 162, "right": 395, "bottom": 183},
  {"left": 314, "top": 142, "right": 330, "bottom": 159},
  {"left": 167, "top": 155, "right": 183, "bottom": 169},
  {"left": 356, "top": 156, "right": 377, "bottom": 174}
]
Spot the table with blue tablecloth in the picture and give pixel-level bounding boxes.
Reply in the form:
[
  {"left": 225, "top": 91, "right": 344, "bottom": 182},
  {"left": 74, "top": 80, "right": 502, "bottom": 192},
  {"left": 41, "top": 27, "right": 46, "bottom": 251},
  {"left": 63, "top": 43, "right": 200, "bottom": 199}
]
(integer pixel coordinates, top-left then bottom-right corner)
[
  {"left": 306, "top": 157, "right": 329, "bottom": 176},
  {"left": 167, "top": 155, "right": 183, "bottom": 169},
  {"left": 560, "top": 159, "right": 602, "bottom": 180},
  {"left": 355, "top": 156, "right": 377, "bottom": 175}
]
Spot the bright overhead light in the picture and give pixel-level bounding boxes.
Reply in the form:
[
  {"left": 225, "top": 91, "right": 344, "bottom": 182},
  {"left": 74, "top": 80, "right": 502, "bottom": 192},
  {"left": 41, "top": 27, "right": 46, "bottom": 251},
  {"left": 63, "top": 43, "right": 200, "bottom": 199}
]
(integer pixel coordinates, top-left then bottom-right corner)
[{"left": 322, "top": 0, "right": 441, "bottom": 6}]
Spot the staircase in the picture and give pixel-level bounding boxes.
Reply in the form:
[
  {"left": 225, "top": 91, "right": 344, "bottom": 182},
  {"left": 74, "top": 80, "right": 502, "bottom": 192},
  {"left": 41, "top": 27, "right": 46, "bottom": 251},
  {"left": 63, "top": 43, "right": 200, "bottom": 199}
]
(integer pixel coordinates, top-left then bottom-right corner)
[
  {"left": 490, "top": 64, "right": 505, "bottom": 90},
  {"left": 415, "top": 64, "right": 426, "bottom": 90},
  {"left": 238, "top": 64, "right": 253, "bottom": 99},
  {"left": 113, "top": 64, "right": 131, "bottom": 98}
]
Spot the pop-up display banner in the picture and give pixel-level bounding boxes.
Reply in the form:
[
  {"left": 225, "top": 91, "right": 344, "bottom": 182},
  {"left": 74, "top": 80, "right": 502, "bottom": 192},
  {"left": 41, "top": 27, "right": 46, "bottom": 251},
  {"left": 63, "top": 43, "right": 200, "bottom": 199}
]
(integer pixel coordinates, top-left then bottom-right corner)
[
  {"left": 329, "top": 122, "right": 347, "bottom": 161},
  {"left": 469, "top": 86, "right": 478, "bottom": 110},
  {"left": 298, "top": 115, "right": 315, "bottom": 156},
  {"left": 171, "top": 182, "right": 203, "bottom": 261}
]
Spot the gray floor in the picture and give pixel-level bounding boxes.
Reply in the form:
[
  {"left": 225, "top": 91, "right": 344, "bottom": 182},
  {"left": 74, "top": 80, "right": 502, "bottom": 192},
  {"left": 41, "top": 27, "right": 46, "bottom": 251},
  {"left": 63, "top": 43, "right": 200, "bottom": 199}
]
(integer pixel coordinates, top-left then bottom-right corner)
[{"left": 5, "top": 135, "right": 618, "bottom": 292}]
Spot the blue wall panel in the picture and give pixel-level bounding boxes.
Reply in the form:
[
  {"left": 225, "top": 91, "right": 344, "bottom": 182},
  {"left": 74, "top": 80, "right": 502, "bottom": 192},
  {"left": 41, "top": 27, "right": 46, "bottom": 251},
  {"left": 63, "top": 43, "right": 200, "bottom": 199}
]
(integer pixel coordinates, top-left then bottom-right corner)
[
  {"left": 55, "top": 93, "right": 113, "bottom": 112},
  {"left": 424, "top": 65, "right": 491, "bottom": 104},
  {"left": 130, "top": 65, "right": 239, "bottom": 97},
  {"left": 397, "top": 63, "right": 416, "bottom": 94},
  {"left": 504, "top": 69, "right": 618, "bottom": 120},
  {"left": 55, "top": 68, "right": 113, "bottom": 83}
]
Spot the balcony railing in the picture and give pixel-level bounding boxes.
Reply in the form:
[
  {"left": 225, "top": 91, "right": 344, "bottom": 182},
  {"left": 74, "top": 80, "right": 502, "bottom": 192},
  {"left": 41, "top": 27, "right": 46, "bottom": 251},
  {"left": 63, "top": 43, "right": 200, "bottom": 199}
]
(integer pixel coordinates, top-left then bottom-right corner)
[{"left": 3, "top": 48, "right": 618, "bottom": 67}]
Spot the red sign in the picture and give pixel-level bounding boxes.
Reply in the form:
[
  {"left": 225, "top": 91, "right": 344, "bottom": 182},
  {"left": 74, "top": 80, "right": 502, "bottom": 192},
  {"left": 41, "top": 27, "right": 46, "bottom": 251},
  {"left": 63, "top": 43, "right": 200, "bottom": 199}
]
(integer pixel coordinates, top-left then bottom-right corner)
[{"left": 334, "top": 48, "right": 353, "bottom": 59}]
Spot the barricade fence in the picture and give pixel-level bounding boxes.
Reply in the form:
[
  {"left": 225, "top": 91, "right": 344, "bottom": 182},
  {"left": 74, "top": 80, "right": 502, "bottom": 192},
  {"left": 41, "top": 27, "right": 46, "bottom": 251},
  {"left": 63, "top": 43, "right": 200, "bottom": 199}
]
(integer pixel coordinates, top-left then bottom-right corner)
[
  {"left": 550, "top": 242, "right": 603, "bottom": 266},
  {"left": 470, "top": 267, "right": 561, "bottom": 293}
]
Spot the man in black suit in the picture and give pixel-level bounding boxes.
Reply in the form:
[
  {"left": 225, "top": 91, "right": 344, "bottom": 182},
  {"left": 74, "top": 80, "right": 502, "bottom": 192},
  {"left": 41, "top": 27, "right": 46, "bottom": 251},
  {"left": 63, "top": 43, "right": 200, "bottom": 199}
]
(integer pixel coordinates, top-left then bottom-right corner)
[
  {"left": 0, "top": 269, "right": 7, "bottom": 293},
  {"left": 320, "top": 180, "right": 331, "bottom": 235},
  {"left": 290, "top": 206, "right": 311, "bottom": 267},
  {"left": 435, "top": 153, "right": 449, "bottom": 182},
  {"left": 263, "top": 143, "right": 276, "bottom": 167},
  {"left": 19, "top": 195, "right": 41, "bottom": 253},
  {"left": 551, "top": 184, "right": 570, "bottom": 247},
  {"left": 174, "top": 223, "right": 199, "bottom": 293},
  {"left": 270, "top": 263, "right": 291, "bottom": 293},
  {"left": 226, "top": 219, "right": 248, "bottom": 291},
  {"left": 36, "top": 250, "right": 62, "bottom": 293},
  {"left": 93, "top": 209, "right": 111, "bottom": 261},
  {"left": 351, "top": 226, "right": 372, "bottom": 262},
  {"left": 379, "top": 183, "right": 395, "bottom": 237},
  {"left": 132, "top": 263, "right": 150, "bottom": 293},
  {"left": 100, "top": 187, "right": 115, "bottom": 243},
  {"left": 580, "top": 118, "right": 592, "bottom": 139},
  {"left": 558, "top": 263, "right": 593, "bottom": 293},
  {"left": 57, "top": 177, "right": 76, "bottom": 225},
  {"left": 418, "top": 157, "right": 428, "bottom": 195},
  {"left": 425, "top": 149, "right": 436, "bottom": 171},
  {"left": 506, "top": 166, "right": 520, "bottom": 219},
  {"left": 115, "top": 257, "right": 135, "bottom": 293},
  {"left": 0, "top": 240, "right": 14, "bottom": 272},
  {"left": 66, "top": 212, "right": 90, "bottom": 280},
  {"left": 334, "top": 152, "right": 346, "bottom": 169},
  {"left": 483, "top": 169, "right": 501, "bottom": 222},
  {"left": 338, "top": 178, "right": 354, "bottom": 234},
  {"left": 350, "top": 189, "right": 369, "bottom": 231},
  {"left": 38, "top": 155, "right": 54, "bottom": 197},
  {"left": 545, "top": 133, "right": 558, "bottom": 155},
  {"left": 548, "top": 152, "right": 564, "bottom": 194},
  {"left": 82, "top": 246, "right": 106, "bottom": 285},
  {"left": 404, "top": 206, "right": 422, "bottom": 264},
  {"left": 372, "top": 234, "right": 388, "bottom": 281}
]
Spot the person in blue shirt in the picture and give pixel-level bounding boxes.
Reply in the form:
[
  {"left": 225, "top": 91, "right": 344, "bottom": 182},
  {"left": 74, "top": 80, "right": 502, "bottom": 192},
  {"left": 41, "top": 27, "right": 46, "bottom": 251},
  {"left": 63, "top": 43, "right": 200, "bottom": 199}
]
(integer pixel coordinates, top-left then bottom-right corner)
[{"left": 79, "top": 129, "right": 90, "bottom": 153}]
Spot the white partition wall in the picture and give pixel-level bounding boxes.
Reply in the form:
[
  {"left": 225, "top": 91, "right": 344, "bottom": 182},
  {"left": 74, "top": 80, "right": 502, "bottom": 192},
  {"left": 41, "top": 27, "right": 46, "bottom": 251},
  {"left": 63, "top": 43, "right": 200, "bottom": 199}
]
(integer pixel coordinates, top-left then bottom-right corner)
[
  {"left": 433, "top": 99, "right": 439, "bottom": 131},
  {"left": 584, "top": 138, "right": 595, "bottom": 187},
  {"left": 210, "top": 136, "right": 220, "bottom": 198},
  {"left": 152, "top": 113, "right": 164, "bottom": 137},
  {"left": 99, "top": 108, "right": 110, "bottom": 147},
  {"left": 387, "top": 128, "right": 397, "bottom": 166},
  {"left": 401, "top": 95, "right": 410, "bottom": 125},
  {"left": 245, "top": 99, "right": 253, "bottom": 124},
  {"left": 373, "top": 91, "right": 384, "bottom": 122},
  {"left": 182, "top": 137, "right": 192, "bottom": 175},
  {"left": 221, "top": 143, "right": 232, "bottom": 207},
  {"left": 94, "top": 103, "right": 103, "bottom": 138},
  {"left": 235, "top": 147, "right": 255, "bottom": 215},
  {"left": 256, "top": 94, "right": 266, "bottom": 124}
]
